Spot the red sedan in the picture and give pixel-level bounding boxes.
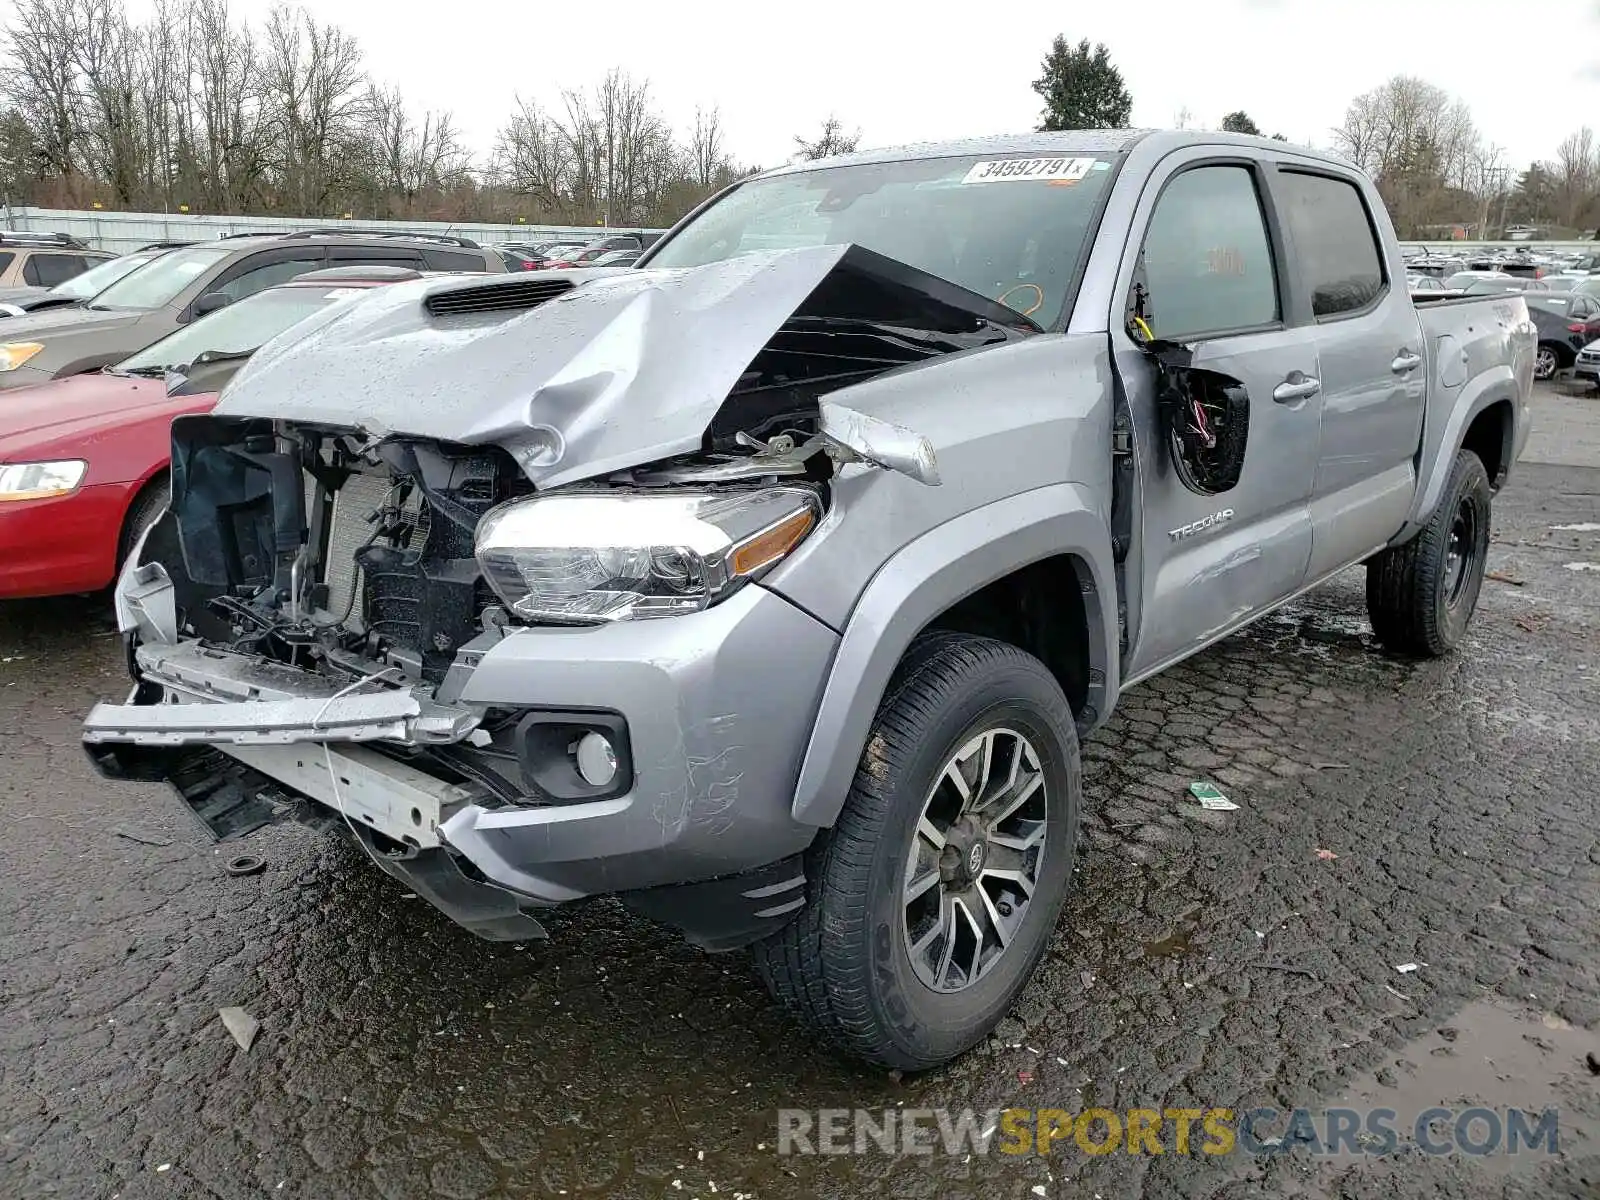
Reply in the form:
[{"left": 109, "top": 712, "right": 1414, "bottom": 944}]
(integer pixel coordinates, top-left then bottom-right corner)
[{"left": 0, "top": 266, "right": 425, "bottom": 599}]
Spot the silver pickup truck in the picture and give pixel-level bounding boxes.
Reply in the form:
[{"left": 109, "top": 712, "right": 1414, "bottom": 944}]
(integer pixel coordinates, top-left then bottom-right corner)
[{"left": 83, "top": 130, "right": 1534, "bottom": 1070}]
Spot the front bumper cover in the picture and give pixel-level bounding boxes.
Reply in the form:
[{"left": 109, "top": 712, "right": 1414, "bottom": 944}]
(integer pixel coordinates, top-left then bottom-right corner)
[{"left": 84, "top": 579, "right": 839, "bottom": 948}]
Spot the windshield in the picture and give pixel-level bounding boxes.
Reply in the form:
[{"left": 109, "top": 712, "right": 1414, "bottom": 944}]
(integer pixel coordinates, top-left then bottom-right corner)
[
  {"left": 647, "top": 152, "right": 1120, "bottom": 326},
  {"left": 88, "top": 243, "right": 232, "bottom": 310},
  {"left": 49, "top": 251, "right": 159, "bottom": 299},
  {"left": 113, "top": 284, "right": 364, "bottom": 373}
]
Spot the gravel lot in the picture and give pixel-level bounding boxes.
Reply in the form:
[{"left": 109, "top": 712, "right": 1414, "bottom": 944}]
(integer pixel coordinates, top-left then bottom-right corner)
[{"left": 1, "top": 384, "right": 1597, "bottom": 1200}]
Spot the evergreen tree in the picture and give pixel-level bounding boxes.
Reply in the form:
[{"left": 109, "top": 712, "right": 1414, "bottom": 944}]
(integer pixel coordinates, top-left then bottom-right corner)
[{"left": 1032, "top": 37, "right": 1133, "bottom": 131}]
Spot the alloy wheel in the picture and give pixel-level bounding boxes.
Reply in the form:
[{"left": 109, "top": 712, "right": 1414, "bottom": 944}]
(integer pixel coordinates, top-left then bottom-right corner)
[{"left": 901, "top": 727, "right": 1048, "bottom": 993}]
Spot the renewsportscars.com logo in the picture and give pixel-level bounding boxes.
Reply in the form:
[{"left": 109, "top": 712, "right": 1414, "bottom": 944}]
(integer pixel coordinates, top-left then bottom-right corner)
[{"left": 777, "top": 1106, "right": 1562, "bottom": 1158}]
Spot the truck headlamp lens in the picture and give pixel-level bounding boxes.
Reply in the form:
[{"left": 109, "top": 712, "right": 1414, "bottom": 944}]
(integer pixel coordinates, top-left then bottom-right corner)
[
  {"left": 0, "top": 343, "right": 43, "bottom": 372},
  {"left": 0, "top": 459, "right": 87, "bottom": 501},
  {"left": 475, "top": 487, "right": 820, "bottom": 623}
]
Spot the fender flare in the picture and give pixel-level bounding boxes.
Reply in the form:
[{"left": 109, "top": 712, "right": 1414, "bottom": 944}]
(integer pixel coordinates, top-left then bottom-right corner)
[
  {"left": 789, "top": 483, "right": 1119, "bottom": 828},
  {"left": 1402, "top": 367, "right": 1517, "bottom": 539}
]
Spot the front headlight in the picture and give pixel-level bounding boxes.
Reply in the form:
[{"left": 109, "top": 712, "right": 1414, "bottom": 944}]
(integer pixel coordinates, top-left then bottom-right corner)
[
  {"left": 476, "top": 487, "right": 821, "bottom": 623},
  {"left": 0, "top": 343, "right": 44, "bottom": 372},
  {"left": 0, "top": 459, "right": 87, "bottom": 501}
]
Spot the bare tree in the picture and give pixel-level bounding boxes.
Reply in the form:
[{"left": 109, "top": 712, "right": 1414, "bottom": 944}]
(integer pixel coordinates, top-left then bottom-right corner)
[
  {"left": 1333, "top": 76, "right": 1482, "bottom": 235},
  {"left": 793, "top": 114, "right": 860, "bottom": 161},
  {"left": 3, "top": 0, "right": 88, "bottom": 183},
  {"left": 494, "top": 95, "right": 575, "bottom": 221},
  {"left": 1553, "top": 127, "right": 1598, "bottom": 230},
  {"left": 261, "top": 5, "right": 369, "bottom": 213},
  {"left": 689, "top": 104, "right": 724, "bottom": 190},
  {"left": 365, "top": 83, "right": 468, "bottom": 217}
]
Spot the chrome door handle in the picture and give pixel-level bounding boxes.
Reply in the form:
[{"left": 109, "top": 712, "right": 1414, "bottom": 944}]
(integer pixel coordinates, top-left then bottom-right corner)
[
  {"left": 1391, "top": 350, "right": 1422, "bottom": 373},
  {"left": 1273, "top": 374, "right": 1321, "bottom": 403}
]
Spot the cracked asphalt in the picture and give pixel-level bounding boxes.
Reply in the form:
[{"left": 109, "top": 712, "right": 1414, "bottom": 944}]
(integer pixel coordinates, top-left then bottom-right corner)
[{"left": 2, "top": 384, "right": 1598, "bottom": 1200}]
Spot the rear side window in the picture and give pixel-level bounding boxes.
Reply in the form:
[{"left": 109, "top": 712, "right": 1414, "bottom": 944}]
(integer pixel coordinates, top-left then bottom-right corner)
[
  {"left": 0, "top": 252, "right": 15, "bottom": 275},
  {"left": 422, "top": 248, "right": 486, "bottom": 272},
  {"left": 24, "top": 253, "right": 86, "bottom": 287},
  {"left": 1277, "top": 171, "right": 1386, "bottom": 317},
  {"left": 1138, "top": 165, "right": 1280, "bottom": 339}
]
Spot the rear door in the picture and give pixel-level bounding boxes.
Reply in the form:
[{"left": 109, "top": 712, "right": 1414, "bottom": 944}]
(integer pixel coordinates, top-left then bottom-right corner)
[
  {"left": 1111, "top": 150, "right": 1322, "bottom": 681},
  {"left": 1269, "top": 169, "right": 1425, "bottom": 581}
]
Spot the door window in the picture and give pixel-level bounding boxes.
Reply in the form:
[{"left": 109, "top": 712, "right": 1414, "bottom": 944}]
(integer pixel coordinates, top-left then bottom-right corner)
[
  {"left": 1276, "top": 171, "right": 1387, "bottom": 318},
  {"left": 212, "top": 255, "right": 326, "bottom": 301},
  {"left": 1136, "top": 165, "right": 1279, "bottom": 340}
]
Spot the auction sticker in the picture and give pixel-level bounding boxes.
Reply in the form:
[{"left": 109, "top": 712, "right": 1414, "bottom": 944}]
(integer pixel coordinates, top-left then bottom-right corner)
[{"left": 962, "top": 157, "right": 1098, "bottom": 184}]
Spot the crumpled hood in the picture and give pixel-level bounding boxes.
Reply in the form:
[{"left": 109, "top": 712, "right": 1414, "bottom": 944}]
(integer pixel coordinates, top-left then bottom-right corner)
[{"left": 216, "top": 246, "right": 858, "bottom": 488}]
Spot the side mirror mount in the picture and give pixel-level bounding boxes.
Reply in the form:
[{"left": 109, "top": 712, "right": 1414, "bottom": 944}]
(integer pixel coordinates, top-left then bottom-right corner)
[
  {"left": 1140, "top": 338, "right": 1251, "bottom": 496},
  {"left": 192, "top": 291, "right": 232, "bottom": 319}
]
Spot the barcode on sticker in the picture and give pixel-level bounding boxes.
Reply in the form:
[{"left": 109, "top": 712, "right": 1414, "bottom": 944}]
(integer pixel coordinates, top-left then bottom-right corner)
[{"left": 963, "top": 157, "right": 1097, "bottom": 184}]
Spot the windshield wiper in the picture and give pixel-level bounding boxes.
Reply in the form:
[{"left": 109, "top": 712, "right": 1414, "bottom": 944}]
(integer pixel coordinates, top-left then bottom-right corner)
[{"left": 105, "top": 364, "right": 169, "bottom": 378}]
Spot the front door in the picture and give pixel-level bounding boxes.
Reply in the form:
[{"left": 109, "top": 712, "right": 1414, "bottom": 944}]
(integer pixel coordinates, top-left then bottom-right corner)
[{"left": 1109, "top": 153, "right": 1323, "bottom": 681}]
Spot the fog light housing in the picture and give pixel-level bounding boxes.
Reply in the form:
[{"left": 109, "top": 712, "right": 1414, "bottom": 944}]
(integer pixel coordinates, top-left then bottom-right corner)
[
  {"left": 514, "top": 710, "right": 632, "bottom": 804},
  {"left": 574, "top": 731, "right": 618, "bottom": 788}
]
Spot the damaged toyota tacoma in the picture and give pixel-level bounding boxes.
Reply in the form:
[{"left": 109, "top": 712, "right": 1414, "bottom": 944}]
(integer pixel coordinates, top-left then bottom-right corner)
[{"left": 83, "top": 130, "right": 1534, "bottom": 1070}]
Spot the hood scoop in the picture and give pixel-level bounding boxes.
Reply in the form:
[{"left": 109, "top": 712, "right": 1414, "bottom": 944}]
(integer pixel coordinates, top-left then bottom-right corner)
[{"left": 425, "top": 276, "right": 576, "bottom": 317}]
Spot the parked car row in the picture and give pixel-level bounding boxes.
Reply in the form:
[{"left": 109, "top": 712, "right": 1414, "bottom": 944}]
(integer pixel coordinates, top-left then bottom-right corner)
[
  {"left": 492, "top": 232, "right": 657, "bottom": 271},
  {"left": 1404, "top": 248, "right": 1600, "bottom": 381}
]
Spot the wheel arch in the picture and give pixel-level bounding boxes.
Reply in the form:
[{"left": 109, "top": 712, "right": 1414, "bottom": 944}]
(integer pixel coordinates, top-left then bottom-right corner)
[
  {"left": 1402, "top": 375, "right": 1519, "bottom": 546},
  {"left": 789, "top": 484, "right": 1118, "bottom": 828},
  {"left": 117, "top": 466, "right": 171, "bottom": 567}
]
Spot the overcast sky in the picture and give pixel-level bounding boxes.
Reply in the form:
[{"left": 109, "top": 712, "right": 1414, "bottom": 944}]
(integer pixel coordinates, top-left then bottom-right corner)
[{"left": 223, "top": 0, "right": 1600, "bottom": 171}]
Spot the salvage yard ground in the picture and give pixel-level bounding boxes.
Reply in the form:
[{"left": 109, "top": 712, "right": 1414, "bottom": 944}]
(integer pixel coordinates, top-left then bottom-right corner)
[{"left": 1, "top": 384, "right": 1597, "bottom": 1200}]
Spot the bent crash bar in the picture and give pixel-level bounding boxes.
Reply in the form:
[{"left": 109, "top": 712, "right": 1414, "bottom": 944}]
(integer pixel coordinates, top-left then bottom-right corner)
[
  {"left": 83, "top": 641, "right": 481, "bottom": 747},
  {"left": 84, "top": 641, "right": 484, "bottom": 851}
]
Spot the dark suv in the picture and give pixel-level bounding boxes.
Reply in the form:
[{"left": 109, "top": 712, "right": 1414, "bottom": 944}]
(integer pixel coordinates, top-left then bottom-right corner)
[{"left": 0, "top": 230, "right": 502, "bottom": 391}]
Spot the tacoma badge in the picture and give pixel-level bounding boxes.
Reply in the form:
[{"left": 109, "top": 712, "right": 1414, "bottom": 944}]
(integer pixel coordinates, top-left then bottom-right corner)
[{"left": 1168, "top": 508, "right": 1235, "bottom": 542}]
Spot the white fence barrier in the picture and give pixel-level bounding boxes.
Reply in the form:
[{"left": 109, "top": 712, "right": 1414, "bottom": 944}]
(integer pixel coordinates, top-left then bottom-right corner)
[{"left": 0, "top": 205, "right": 666, "bottom": 254}]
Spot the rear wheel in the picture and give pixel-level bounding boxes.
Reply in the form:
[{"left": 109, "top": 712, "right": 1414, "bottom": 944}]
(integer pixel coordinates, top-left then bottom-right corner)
[
  {"left": 1534, "top": 342, "right": 1565, "bottom": 382},
  {"left": 754, "top": 632, "right": 1081, "bottom": 1069},
  {"left": 1366, "top": 449, "right": 1491, "bottom": 657}
]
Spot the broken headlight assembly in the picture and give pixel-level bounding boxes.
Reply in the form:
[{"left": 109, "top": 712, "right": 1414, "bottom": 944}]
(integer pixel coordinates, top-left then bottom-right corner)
[
  {"left": 0, "top": 459, "right": 87, "bottom": 501},
  {"left": 475, "top": 487, "right": 820, "bottom": 623}
]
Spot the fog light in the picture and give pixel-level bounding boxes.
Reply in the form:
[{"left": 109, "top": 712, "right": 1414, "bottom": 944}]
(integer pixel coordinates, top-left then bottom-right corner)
[{"left": 574, "top": 731, "right": 618, "bottom": 788}]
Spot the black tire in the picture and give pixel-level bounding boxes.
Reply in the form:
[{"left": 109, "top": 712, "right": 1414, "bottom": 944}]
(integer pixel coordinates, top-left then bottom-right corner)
[
  {"left": 754, "top": 632, "right": 1081, "bottom": 1070},
  {"left": 118, "top": 474, "right": 170, "bottom": 569},
  {"left": 1366, "top": 449, "right": 1491, "bottom": 657}
]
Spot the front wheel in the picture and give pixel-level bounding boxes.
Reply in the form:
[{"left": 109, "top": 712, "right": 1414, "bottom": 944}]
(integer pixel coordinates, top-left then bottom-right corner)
[
  {"left": 754, "top": 632, "right": 1081, "bottom": 1070},
  {"left": 1534, "top": 342, "right": 1565, "bottom": 382},
  {"left": 1366, "top": 448, "right": 1491, "bottom": 657}
]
